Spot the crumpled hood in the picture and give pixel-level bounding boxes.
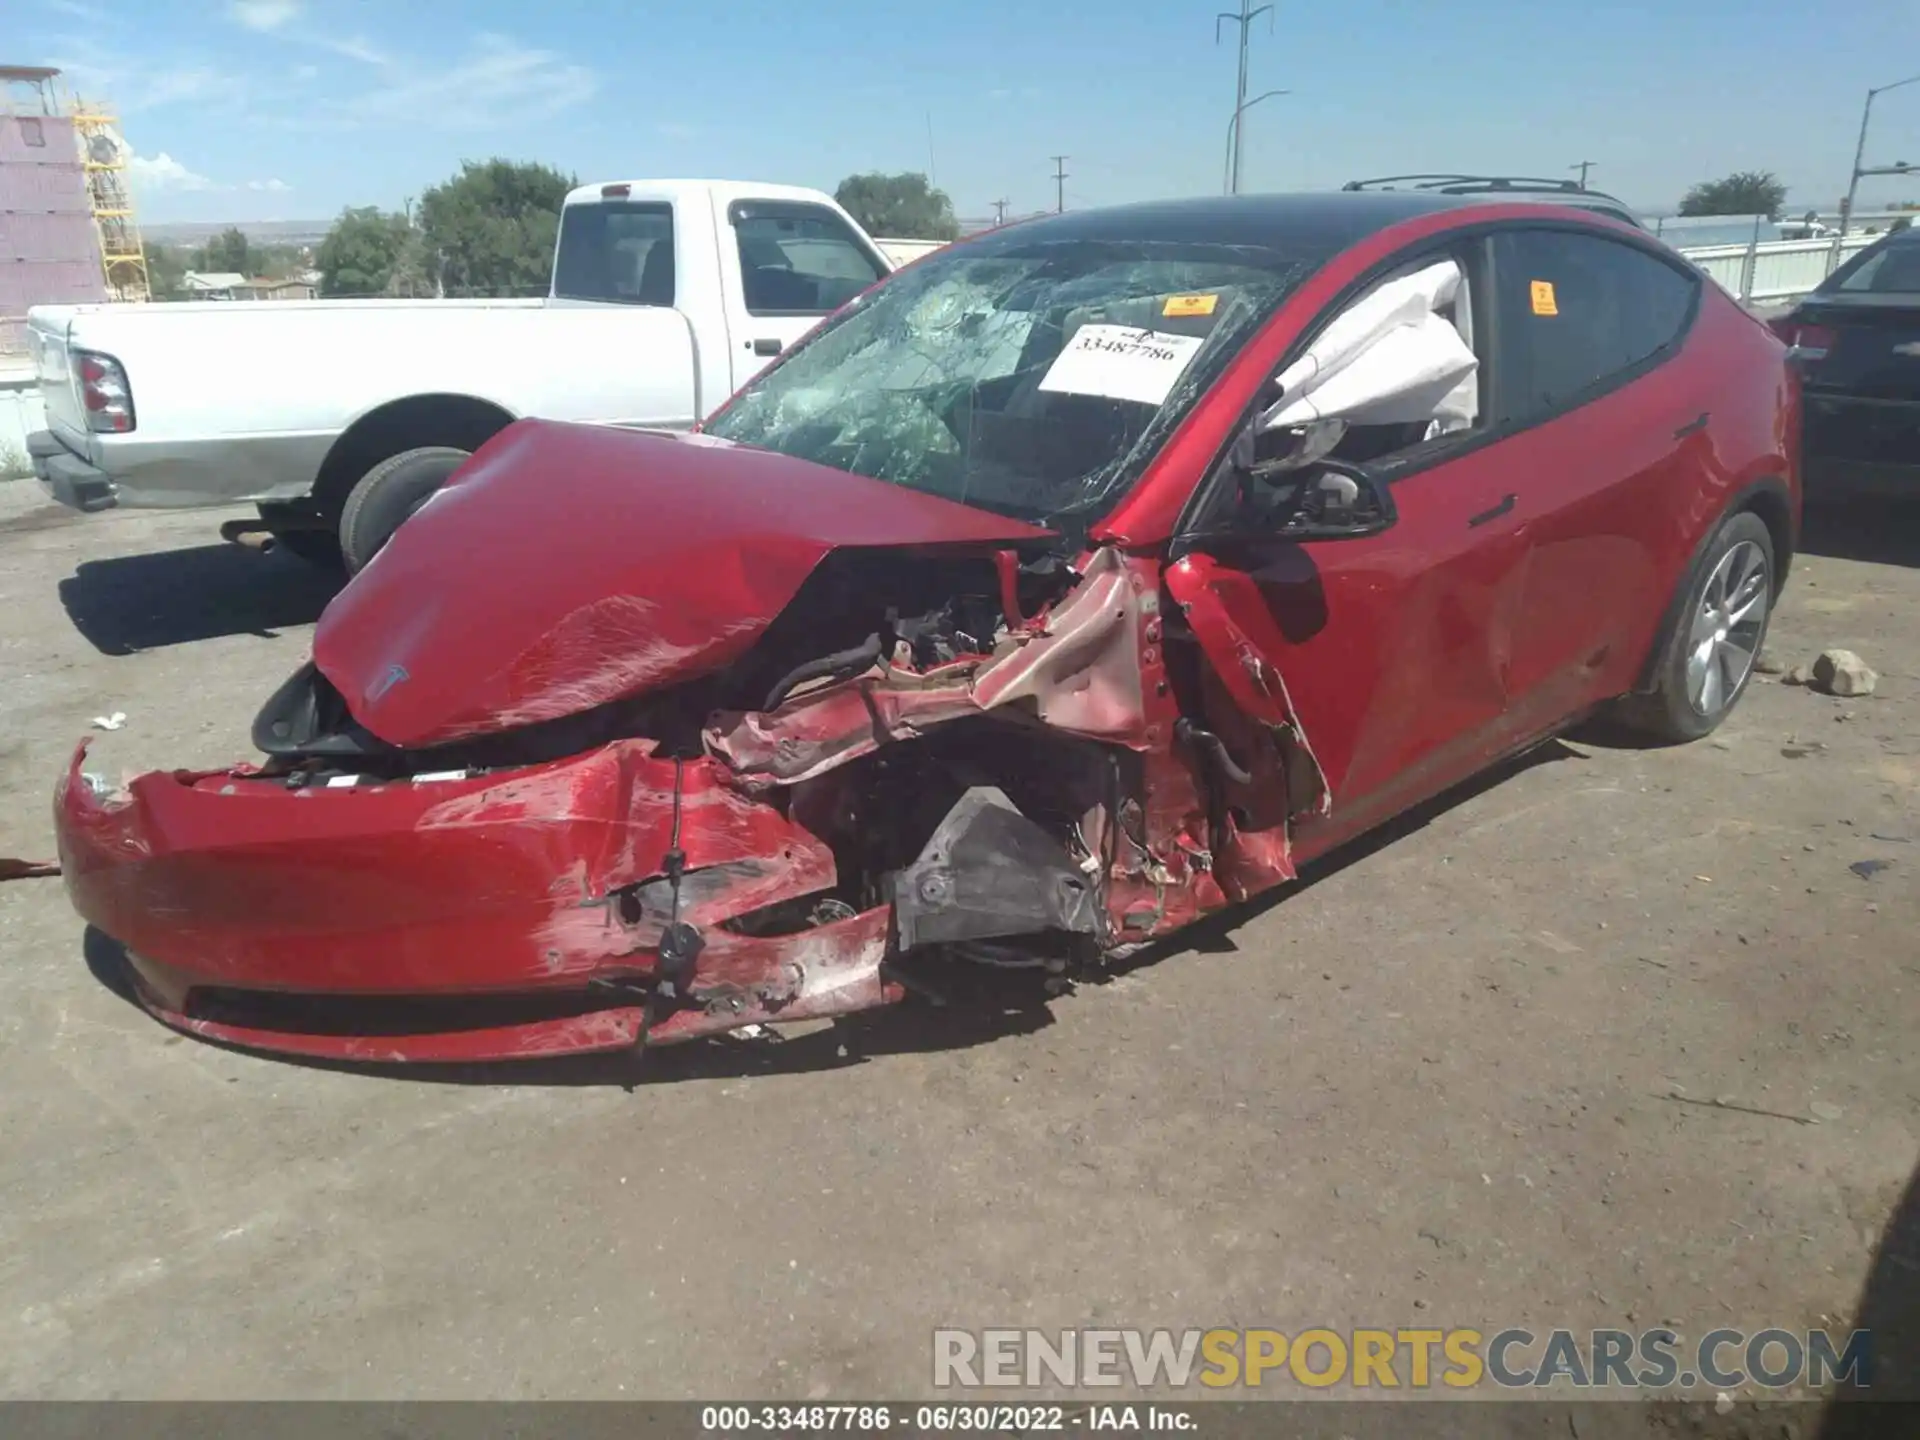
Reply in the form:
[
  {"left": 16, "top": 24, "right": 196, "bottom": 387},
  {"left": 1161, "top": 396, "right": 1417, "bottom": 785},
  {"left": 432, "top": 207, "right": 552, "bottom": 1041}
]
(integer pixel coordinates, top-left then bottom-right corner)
[{"left": 314, "top": 420, "right": 1050, "bottom": 748}]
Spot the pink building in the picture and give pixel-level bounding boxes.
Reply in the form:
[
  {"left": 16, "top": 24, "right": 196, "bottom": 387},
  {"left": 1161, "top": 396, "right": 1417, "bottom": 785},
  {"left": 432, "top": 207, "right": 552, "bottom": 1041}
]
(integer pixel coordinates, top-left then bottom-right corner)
[{"left": 1, "top": 66, "right": 108, "bottom": 358}]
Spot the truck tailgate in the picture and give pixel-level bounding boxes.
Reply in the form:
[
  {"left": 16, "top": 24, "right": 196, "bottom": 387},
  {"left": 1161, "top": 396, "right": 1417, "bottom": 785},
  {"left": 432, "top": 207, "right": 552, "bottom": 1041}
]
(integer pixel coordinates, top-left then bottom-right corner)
[{"left": 28, "top": 309, "right": 87, "bottom": 441}]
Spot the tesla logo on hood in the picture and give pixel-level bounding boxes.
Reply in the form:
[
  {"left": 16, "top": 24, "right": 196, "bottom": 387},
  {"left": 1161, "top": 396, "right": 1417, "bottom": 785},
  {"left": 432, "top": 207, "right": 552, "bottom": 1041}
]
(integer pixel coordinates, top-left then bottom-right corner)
[{"left": 366, "top": 663, "right": 410, "bottom": 702}]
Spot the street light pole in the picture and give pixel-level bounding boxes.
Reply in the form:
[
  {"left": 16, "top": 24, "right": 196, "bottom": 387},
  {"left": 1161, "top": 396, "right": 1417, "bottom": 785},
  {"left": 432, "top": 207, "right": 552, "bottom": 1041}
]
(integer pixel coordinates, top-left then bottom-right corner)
[
  {"left": 1216, "top": 0, "right": 1275, "bottom": 194},
  {"left": 1843, "top": 73, "right": 1920, "bottom": 237},
  {"left": 1223, "top": 89, "right": 1289, "bottom": 194}
]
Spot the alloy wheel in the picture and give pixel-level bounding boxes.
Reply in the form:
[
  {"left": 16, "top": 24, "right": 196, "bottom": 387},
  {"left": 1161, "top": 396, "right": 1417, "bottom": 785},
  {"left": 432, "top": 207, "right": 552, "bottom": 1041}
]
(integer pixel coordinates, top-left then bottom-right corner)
[{"left": 1684, "top": 539, "right": 1770, "bottom": 717}]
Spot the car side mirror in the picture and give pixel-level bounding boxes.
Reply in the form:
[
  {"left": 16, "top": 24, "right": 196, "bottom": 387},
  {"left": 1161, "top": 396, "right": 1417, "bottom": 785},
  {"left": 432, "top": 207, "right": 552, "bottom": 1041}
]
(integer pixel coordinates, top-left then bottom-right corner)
[
  {"left": 1220, "top": 421, "right": 1398, "bottom": 539},
  {"left": 1270, "top": 462, "right": 1398, "bottom": 539}
]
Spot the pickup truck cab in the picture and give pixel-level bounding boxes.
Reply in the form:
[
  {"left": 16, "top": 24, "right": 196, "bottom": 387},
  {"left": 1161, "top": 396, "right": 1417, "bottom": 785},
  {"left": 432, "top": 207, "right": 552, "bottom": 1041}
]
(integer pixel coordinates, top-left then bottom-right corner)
[{"left": 27, "top": 178, "right": 892, "bottom": 570}]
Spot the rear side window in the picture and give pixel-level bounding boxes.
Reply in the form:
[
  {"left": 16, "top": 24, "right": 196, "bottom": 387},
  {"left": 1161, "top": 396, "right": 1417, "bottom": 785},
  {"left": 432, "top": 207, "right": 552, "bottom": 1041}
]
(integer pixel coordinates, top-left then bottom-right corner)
[
  {"left": 729, "top": 201, "right": 887, "bottom": 316},
  {"left": 1831, "top": 238, "right": 1920, "bottom": 294},
  {"left": 552, "top": 202, "right": 676, "bottom": 305},
  {"left": 1490, "top": 229, "right": 1697, "bottom": 422}
]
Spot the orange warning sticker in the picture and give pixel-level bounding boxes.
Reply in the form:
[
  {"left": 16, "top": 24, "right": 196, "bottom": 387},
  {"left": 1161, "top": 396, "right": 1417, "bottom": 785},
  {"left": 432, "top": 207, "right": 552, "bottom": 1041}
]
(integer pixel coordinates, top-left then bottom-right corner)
[
  {"left": 1163, "top": 293, "right": 1219, "bottom": 318},
  {"left": 1530, "top": 280, "right": 1559, "bottom": 316}
]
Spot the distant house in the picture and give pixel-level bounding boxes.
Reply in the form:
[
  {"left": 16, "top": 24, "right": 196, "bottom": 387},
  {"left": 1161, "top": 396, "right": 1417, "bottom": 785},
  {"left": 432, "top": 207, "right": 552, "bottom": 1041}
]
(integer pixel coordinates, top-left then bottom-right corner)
[
  {"left": 180, "top": 271, "right": 318, "bottom": 301},
  {"left": 181, "top": 271, "right": 247, "bottom": 299},
  {"left": 234, "top": 276, "right": 317, "bottom": 301}
]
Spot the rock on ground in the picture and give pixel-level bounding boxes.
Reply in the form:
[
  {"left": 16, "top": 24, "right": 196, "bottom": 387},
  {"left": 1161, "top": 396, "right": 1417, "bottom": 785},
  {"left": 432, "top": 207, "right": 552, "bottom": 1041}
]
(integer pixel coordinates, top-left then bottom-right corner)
[{"left": 1813, "top": 648, "right": 1878, "bottom": 698}]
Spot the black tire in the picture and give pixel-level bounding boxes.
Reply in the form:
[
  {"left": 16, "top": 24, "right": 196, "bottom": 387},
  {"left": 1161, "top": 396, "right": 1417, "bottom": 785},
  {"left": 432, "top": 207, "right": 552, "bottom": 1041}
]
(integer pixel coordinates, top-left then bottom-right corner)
[
  {"left": 1611, "top": 509, "right": 1776, "bottom": 744},
  {"left": 338, "top": 446, "right": 470, "bottom": 574}
]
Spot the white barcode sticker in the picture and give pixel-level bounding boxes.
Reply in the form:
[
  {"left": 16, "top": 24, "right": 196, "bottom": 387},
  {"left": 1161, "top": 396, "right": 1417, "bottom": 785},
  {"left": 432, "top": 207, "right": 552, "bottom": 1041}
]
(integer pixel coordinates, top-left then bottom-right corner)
[{"left": 1038, "top": 324, "right": 1206, "bottom": 407}]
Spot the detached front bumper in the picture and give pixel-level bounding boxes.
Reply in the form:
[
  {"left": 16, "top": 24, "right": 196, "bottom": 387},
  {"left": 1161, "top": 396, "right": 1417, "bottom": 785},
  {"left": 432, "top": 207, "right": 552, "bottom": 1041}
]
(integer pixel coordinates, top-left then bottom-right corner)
[{"left": 54, "top": 739, "right": 897, "bottom": 1061}]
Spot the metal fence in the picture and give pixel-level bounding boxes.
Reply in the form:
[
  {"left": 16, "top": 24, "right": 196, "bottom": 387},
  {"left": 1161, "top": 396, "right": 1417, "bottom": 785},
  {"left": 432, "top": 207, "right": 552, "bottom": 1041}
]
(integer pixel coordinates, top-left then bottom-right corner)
[{"left": 1667, "top": 212, "right": 1909, "bottom": 305}]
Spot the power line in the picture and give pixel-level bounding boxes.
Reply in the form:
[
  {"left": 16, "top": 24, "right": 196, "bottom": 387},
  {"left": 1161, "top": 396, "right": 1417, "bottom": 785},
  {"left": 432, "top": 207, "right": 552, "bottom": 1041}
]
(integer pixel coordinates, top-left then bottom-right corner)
[{"left": 1050, "top": 155, "right": 1069, "bottom": 213}]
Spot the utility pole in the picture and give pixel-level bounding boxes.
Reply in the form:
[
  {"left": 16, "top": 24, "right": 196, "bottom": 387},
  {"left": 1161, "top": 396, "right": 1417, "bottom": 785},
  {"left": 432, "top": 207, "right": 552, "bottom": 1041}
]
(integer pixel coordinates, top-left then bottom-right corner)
[
  {"left": 991, "top": 198, "right": 1009, "bottom": 226},
  {"left": 1050, "top": 156, "right": 1069, "bottom": 213},
  {"left": 1570, "top": 160, "right": 1595, "bottom": 190},
  {"left": 1216, "top": 0, "right": 1275, "bottom": 194}
]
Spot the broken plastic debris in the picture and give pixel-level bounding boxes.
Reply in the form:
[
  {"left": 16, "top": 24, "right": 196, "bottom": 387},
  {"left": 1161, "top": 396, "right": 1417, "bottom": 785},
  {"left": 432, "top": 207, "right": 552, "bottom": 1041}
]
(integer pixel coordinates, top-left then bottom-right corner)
[{"left": 90, "top": 711, "right": 127, "bottom": 732}]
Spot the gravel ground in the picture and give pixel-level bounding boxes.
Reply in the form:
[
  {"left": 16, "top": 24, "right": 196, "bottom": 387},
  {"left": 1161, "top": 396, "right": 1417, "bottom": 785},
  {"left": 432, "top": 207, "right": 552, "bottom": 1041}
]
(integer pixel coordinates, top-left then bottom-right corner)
[{"left": 0, "top": 479, "right": 1914, "bottom": 1417}]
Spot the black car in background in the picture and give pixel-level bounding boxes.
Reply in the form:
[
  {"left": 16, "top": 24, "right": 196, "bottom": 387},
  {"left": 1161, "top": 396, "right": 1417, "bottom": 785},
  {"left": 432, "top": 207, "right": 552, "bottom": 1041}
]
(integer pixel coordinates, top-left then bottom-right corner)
[{"left": 1772, "top": 227, "right": 1920, "bottom": 490}]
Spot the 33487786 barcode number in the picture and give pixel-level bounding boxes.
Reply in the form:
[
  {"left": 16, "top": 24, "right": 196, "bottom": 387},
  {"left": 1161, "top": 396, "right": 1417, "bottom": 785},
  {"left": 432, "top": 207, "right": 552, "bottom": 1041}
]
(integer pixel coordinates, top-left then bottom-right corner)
[{"left": 699, "top": 1405, "right": 1070, "bottom": 1431}]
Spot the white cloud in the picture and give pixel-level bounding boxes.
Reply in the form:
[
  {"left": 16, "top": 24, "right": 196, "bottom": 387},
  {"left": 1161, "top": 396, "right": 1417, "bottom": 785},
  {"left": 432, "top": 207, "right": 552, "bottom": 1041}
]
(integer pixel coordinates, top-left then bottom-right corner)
[
  {"left": 310, "top": 33, "right": 391, "bottom": 66},
  {"left": 655, "top": 121, "right": 698, "bottom": 140},
  {"left": 46, "top": 0, "right": 107, "bottom": 19},
  {"left": 293, "top": 64, "right": 319, "bottom": 80},
  {"left": 229, "top": 0, "right": 302, "bottom": 31},
  {"left": 128, "top": 151, "right": 217, "bottom": 192},
  {"left": 337, "top": 32, "right": 597, "bottom": 130},
  {"left": 124, "top": 152, "right": 289, "bottom": 197}
]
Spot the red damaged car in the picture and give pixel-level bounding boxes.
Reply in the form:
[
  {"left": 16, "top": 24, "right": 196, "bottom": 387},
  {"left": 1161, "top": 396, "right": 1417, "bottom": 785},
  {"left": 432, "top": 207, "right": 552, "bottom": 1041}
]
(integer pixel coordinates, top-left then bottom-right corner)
[{"left": 55, "top": 193, "right": 1798, "bottom": 1063}]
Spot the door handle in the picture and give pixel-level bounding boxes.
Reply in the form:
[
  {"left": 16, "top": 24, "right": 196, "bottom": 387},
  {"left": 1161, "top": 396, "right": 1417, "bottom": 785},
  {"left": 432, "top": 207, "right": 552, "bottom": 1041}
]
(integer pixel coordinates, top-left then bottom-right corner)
[
  {"left": 750, "top": 337, "right": 783, "bottom": 357},
  {"left": 1671, "top": 411, "right": 1710, "bottom": 439},
  {"left": 1467, "top": 493, "right": 1517, "bottom": 528}
]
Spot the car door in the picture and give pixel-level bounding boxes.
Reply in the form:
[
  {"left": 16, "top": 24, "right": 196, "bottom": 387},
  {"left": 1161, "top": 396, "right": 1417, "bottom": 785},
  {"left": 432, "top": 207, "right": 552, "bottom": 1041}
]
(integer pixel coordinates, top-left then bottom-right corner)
[
  {"left": 1479, "top": 225, "right": 1707, "bottom": 738},
  {"left": 716, "top": 198, "right": 890, "bottom": 392},
  {"left": 1163, "top": 238, "right": 1535, "bottom": 866}
]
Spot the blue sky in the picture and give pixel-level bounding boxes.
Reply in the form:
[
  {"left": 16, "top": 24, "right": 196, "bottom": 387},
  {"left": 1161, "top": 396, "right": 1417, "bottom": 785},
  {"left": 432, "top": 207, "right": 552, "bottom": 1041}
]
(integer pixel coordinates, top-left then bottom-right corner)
[{"left": 24, "top": 0, "right": 1920, "bottom": 226}]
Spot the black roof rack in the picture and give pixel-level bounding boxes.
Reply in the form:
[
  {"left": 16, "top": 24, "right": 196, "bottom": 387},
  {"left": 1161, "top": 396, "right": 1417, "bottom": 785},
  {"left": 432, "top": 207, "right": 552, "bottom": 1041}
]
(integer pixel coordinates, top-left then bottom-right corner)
[{"left": 1341, "top": 174, "right": 1640, "bottom": 226}]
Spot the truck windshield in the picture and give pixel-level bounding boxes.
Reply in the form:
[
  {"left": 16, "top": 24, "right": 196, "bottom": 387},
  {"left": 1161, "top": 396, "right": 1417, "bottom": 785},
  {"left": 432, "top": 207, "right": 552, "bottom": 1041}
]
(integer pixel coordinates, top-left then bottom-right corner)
[{"left": 701, "top": 238, "right": 1308, "bottom": 526}]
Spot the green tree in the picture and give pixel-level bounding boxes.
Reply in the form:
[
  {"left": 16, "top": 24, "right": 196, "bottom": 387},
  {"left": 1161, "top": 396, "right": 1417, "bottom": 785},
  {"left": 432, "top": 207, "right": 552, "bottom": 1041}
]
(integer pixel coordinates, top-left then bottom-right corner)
[
  {"left": 416, "top": 159, "right": 575, "bottom": 297},
  {"left": 317, "top": 206, "right": 413, "bottom": 297},
  {"left": 1678, "top": 171, "right": 1788, "bottom": 220},
  {"left": 833, "top": 171, "right": 960, "bottom": 240},
  {"left": 196, "top": 226, "right": 253, "bottom": 275},
  {"left": 143, "top": 242, "right": 187, "bottom": 299}
]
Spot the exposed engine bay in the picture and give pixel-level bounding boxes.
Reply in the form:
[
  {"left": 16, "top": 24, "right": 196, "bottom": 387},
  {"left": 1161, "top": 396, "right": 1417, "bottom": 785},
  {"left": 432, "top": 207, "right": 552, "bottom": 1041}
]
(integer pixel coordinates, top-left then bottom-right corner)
[{"left": 52, "top": 421, "right": 1327, "bottom": 1063}]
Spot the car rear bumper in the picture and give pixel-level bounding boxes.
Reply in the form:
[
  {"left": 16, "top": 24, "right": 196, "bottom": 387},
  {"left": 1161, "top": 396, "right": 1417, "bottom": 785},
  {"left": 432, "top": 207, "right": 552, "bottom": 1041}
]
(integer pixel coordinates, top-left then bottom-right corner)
[
  {"left": 54, "top": 738, "right": 898, "bottom": 1061},
  {"left": 28, "top": 429, "right": 116, "bottom": 511},
  {"left": 1803, "top": 392, "right": 1920, "bottom": 490}
]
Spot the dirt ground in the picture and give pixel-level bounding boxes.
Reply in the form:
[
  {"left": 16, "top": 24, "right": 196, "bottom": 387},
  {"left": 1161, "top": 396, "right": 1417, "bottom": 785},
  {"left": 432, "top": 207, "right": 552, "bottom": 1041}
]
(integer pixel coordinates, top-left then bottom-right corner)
[{"left": 0, "top": 477, "right": 1914, "bottom": 1409}]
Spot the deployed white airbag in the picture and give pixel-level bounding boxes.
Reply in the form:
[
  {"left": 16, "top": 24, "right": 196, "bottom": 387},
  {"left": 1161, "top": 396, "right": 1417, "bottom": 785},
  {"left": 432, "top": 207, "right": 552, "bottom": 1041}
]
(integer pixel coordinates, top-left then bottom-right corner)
[{"left": 1258, "top": 259, "right": 1478, "bottom": 432}]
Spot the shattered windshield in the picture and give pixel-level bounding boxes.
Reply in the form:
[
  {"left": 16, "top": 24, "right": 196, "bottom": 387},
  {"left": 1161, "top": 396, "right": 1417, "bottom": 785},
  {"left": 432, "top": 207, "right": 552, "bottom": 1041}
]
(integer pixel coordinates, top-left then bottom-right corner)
[{"left": 702, "top": 238, "right": 1309, "bottom": 527}]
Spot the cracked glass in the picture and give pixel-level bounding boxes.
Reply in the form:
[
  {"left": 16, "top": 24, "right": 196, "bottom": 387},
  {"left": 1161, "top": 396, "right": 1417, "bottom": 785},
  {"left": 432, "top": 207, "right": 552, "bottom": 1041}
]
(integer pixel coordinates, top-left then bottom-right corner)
[{"left": 703, "top": 238, "right": 1310, "bottom": 530}]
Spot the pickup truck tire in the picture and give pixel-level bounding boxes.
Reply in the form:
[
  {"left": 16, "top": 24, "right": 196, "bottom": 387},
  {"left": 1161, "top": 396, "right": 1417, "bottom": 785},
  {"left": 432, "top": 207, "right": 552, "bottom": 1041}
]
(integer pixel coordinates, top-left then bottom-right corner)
[{"left": 339, "top": 446, "right": 471, "bottom": 574}]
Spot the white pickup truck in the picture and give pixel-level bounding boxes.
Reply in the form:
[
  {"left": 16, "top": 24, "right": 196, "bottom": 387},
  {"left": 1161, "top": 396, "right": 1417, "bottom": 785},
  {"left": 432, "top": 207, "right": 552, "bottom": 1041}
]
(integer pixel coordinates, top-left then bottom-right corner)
[{"left": 26, "top": 178, "right": 894, "bottom": 570}]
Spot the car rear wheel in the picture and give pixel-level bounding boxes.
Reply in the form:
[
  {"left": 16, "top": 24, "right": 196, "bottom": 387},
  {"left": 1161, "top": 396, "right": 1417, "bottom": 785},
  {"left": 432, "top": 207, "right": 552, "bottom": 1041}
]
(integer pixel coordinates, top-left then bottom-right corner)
[
  {"left": 1616, "top": 509, "right": 1775, "bottom": 743},
  {"left": 338, "top": 446, "right": 470, "bottom": 574}
]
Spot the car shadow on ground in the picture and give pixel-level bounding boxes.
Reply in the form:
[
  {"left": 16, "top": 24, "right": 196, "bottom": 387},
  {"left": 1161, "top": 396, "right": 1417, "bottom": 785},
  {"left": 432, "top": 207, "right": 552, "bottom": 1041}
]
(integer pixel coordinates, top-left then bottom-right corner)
[
  {"left": 58, "top": 543, "right": 342, "bottom": 655},
  {"left": 1800, "top": 492, "right": 1920, "bottom": 570},
  {"left": 78, "top": 739, "right": 1586, "bottom": 1090},
  {"left": 1819, "top": 1155, "right": 1920, "bottom": 1426}
]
